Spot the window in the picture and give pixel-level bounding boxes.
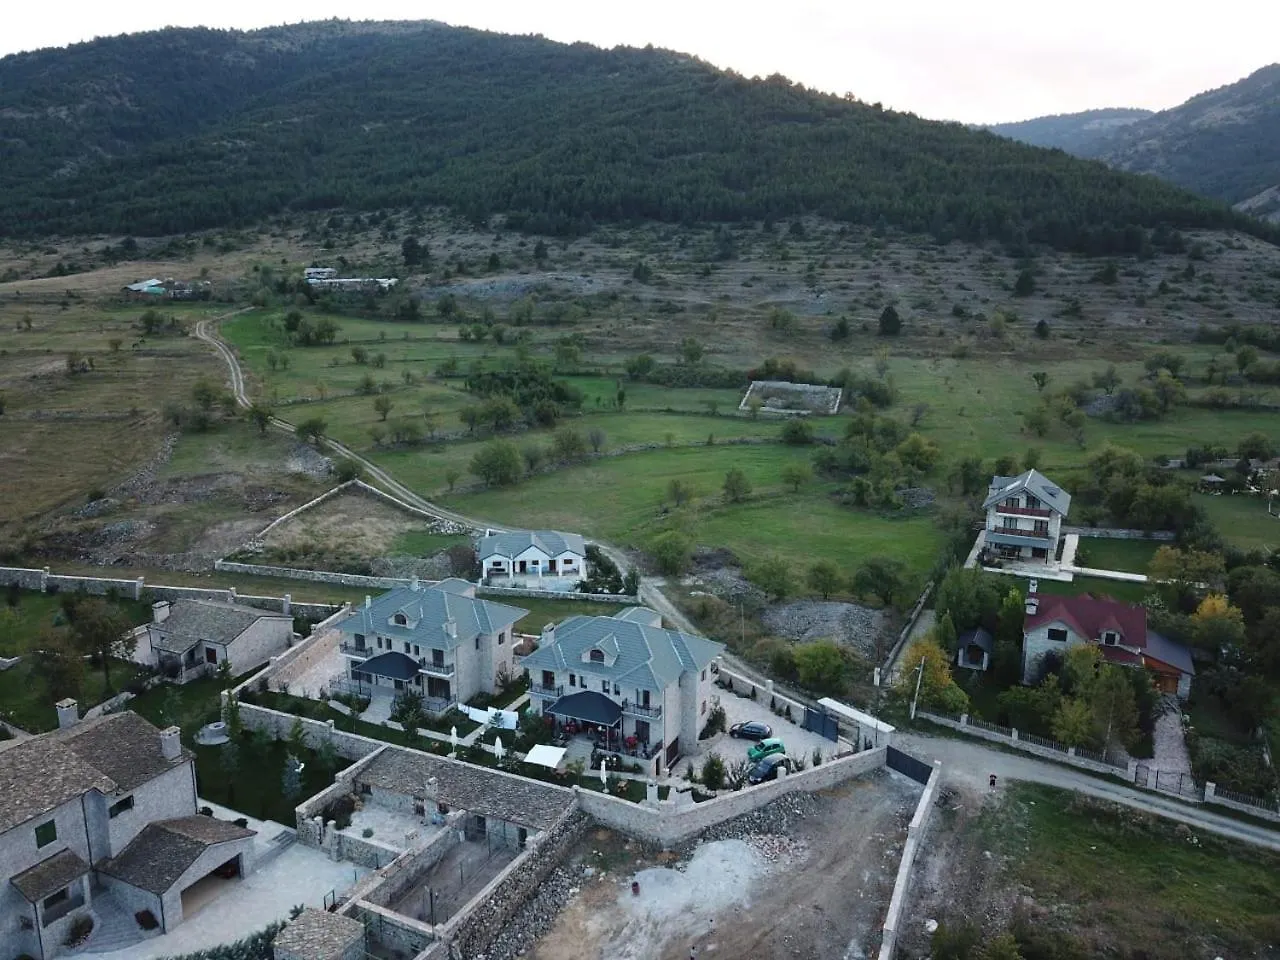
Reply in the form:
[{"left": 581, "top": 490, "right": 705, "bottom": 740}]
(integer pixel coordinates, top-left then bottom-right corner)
[
  {"left": 1103, "top": 631, "right": 1119, "bottom": 646},
  {"left": 1047, "top": 628, "right": 1068, "bottom": 643},
  {"left": 43, "top": 889, "right": 68, "bottom": 909},
  {"left": 354, "top": 633, "right": 365, "bottom": 648},
  {"left": 205, "top": 647, "right": 218, "bottom": 664},
  {"left": 404, "top": 642, "right": 411, "bottom": 654},
  {"left": 108, "top": 796, "right": 134, "bottom": 818},
  {"left": 589, "top": 649, "right": 605, "bottom": 663},
  {"left": 569, "top": 673, "right": 576, "bottom": 687},
  {"left": 700, "top": 669, "right": 706, "bottom": 681},
  {"left": 613, "top": 683, "right": 620, "bottom": 695},
  {"left": 393, "top": 613, "right": 407, "bottom": 625},
  {"left": 701, "top": 700, "right": 706, "bottom": 715},
  {"left": 475, "top": 635, "right": 480, "bottom": 650},
  {"left": 360, "top": 783, "right": 372, "bottom": 796},
  {"left": 601, "top": 680, "right": 608, "bottom": 693},
  {"left": 376, "top": 636, "right": 384, "bottom": 650},
  {"left": 498, "top": 631, "right": 505, "bottom": 645},
  {"left": 542, "top": 670, "right": 555, "bottom": 688},
  {"left": 413, "top": 645, "right": 420, "bottom": 656},
  {"left": 35, "top": 820, "right": 57, "bottom": 848}
]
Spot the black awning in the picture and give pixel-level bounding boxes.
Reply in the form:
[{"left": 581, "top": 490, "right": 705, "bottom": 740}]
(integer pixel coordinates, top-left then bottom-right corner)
[
  {"left": 357, "top": 651, "right": 420, "bottom": 681},
  {"left": 546, "top": 690, "right": 622, "bottom": 726}
]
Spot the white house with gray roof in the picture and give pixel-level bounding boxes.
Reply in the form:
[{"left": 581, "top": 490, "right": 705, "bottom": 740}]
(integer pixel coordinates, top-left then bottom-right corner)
[
  {"left": 478, "top": 529, "right": 587, "bottom": 588},
  {"left": 141, "top": 599, "right": 293, "bottom": 684},
  {"left": 520, "top": 608, "right": 724, "bottom": 775},
  {"left": 335, "top": 579, "right": 528, "bottom": 714},
  {"left": 0, "top": 707, "right": 255, "bottom": 959},
  {"left": 981, "top": 469, "right": 1071, "bottom": 563}
]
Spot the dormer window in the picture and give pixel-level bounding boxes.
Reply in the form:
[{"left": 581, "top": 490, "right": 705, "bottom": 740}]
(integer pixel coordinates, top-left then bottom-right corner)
[
  {"left": 393, "top": 613, "right": 407, "bottom": 625},
  {"left": 589, "top": 649, "right": 605, "bottom": 663},
  {"left": 1102, "top": 631, "right": 1119, "bottom": 646}
]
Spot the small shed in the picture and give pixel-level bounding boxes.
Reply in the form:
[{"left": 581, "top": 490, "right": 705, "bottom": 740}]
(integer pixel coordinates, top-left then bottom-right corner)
[
  {"left": 955, "top": 627, "right": 994, "bottom": 672},
  {"left": 1198, "top": 474, "right": 1225, "bottom": 493}
]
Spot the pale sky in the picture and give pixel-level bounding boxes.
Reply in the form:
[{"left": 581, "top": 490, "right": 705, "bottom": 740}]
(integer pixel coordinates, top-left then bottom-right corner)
[{"left": 3, "top": 0, "right": 1277, "bottom": 124}]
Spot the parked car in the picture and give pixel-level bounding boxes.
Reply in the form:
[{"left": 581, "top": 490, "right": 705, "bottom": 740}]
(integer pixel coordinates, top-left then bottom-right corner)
[
  {"left": 729, "top": 721, "right": 772, "bottom": 740},
  {"left": 747, "top": 754, "right": 791, "bottom": 785},
  {"left": 747, "top": 737, "right": 786, "bottom": 763}
]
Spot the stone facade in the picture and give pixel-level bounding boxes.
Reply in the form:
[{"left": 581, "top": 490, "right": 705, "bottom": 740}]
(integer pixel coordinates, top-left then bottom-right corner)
[{"left": 273, "top": 907, "right": 365, "bottom": 960}]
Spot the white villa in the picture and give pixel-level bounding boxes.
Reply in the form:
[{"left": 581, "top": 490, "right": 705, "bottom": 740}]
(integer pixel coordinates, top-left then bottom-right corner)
[
  {"left": 520, "top": 607, "right": 724, "bottom": 776},
  {"left": 477, "top": 530, "right": 587, "bottom": 588},
  {"left": 334, "top": 579, "right": 527, "bottom": 714},
  {"left": 981, "top": 469, "right": 1071, "bottom": 564}
]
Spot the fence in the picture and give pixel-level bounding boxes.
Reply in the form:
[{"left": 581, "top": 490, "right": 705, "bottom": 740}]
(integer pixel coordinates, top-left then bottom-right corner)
[
  {"left": 1134, "top": 764, "right": 1204, "bottom": 801},
  {"left": 877, "top": 758, "right": 942, "bottom": 960},
  {"left": 881, "top": 580, "right": 935, "bottom": 679},
  {"left": 1062, "top": 526, "right": 1176, "bottom": 541},
  {"left": 916, "top": 710, "right": 1130, "bottom": 776},
  {"left": 1209, "top": 784, "right": 1280, "bottom": 821}
]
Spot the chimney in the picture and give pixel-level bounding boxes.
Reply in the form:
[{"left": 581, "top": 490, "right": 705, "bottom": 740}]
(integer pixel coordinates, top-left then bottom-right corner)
[
  {"left": 152, "top": 600, "right": 171, "bottom": 623},
  {"left": 444, "top": 617, "right": 457, "bottom": 641},
  {"left": 1025, "top": 597, "right": 1039, "bottom": 615},
  {"left": 159, "top": 726, "right": 183, "bottom": 761},
  {"left": 55, "top": 698, "right": 79, "bottom": 729},
  {"left": 541, "top": 622, "right": 556, "bottom": 646},
  {"left": 411, "top": 576, "right": 421, "bottom": 592},
  {"left": 365, "top": 595, "right": 372, "bottom": 609}
]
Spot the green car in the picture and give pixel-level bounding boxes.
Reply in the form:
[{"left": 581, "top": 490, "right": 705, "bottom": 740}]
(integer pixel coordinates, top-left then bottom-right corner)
[{"left": 747, "top": 737, "right": 786, "bottom": 763}]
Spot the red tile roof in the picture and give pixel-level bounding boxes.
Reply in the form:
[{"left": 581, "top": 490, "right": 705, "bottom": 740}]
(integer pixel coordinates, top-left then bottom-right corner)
[{"left": 1026, "top": 593, "right": 1148, "bottom": 649}]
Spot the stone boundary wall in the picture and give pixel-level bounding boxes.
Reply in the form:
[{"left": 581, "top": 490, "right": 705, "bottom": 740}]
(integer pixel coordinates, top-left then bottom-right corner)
[
  {"left": 362, "top": 823, "right": 464, "bottom": 910},
  {"left": 881, "top": 580, "right": 935, "bottom": 677},
  {"left": 236, "top": 702, "right": 384, "bottom": 763},
  {"left": 1204, "top": 786, "right": 1280, "bottom": 823},
  {"left": 0, "top": 566, "right": 343, "bottom": 620},
  {"left": 577, "top": 748, "right": 887, "bottom": 848},
  {"left": 334, "top": 831, "right": 402, "bottom": 869},
  {"left": 258, "top": 620, "right": 348, "bottom": 695},
  {"left": 476, "top": 584, "right": 639, "bottom": 604},
  {"left": 294, "top": 746, "right": 390, "bottom": 847},
  {"left": 353, "top": 900, "right": 435, "bottom": 958},
  {"left": 214, "top": 560, "right": 427, "bottom": 590},
  {"left": 1063, "top": 526, "right": 1176, "bottom": 541},
  {"left": 440, "top": 807, "right": 590, "bottom": 958},
  {"left": 917, "top": 711, "right": 1128, "bottom": 776},
  {"left": 230, "top": 606, "right": 351, "bottom": 698},
  {"left": 877, "top": 762, "right": 942, "bottom": 960}
]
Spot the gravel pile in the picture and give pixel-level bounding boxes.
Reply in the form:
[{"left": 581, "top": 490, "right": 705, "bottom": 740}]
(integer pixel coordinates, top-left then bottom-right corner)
[
  {"left": 694, "top": 791, "right": 822, "bottom": 847},
  {"left": 690, "top": 567, "right": 766, "bottom": 605},
  {"left": 897, "top": 486, "right": 936, "bottom": 509},
  {"left": 473, "top": 865, "right": 581, "bottom": 960},
  {"left": 284, "top": 443, "right": 332, "bottom": 479},
  {"left": 762, "top": 600, "right": 888, "bottom": 656}
]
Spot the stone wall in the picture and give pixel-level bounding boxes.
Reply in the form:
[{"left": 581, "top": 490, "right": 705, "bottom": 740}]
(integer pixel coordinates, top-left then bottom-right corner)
[
  {"left": 214, "top": 559, "right": 425, "bottom": 590},
  {"left": 1063, "top": 526, "right": 1176, "bottom": 541},
  {"left": 294, "top": 746, "right": 390, "bottom": 847},
  {"left": 0, "top": 566, "right": 47, "bottom": 590},
  {"left": 362, "top": 824, "right": 463, "bottom": 909},
  {"left": 882, "top": 581, "right": 935, "bottom": 676},
  {"left": 578, "top": 748, "right": 887, "bottom": 848},
  {"left": 236, "top": 701, "right": 383, "bottom": 762},
  {"left": 877, "top": 761, "right": 942, "bottom": 960},
  {"left": 354, "top": 900, "right": 436, "bottom": 957},
  {"left": 259, "top": 621, "right": 347, "bottom": 695},
  {"left": 441, "top": 807, "right": 590, "bottom": 959}
]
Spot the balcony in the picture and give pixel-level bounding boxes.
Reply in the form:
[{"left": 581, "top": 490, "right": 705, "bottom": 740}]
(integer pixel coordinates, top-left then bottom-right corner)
[
  {"left": 993, "top": 525, "right": 1050, "bottom": 539},
  {"left": 995, "top": 504, "right": 1052, "bottom": 519},
  {"left": 339, "top": 642, "right": 372, "bottom": 658},
  {"left": 621, "top": 699, "right": 663, "bottom": 719},
  {"left": 530, "top": 683, "right": 564, "bottom": 698},
  {"left": 418, "top": 659, "right": 456, "bottom": 679}
]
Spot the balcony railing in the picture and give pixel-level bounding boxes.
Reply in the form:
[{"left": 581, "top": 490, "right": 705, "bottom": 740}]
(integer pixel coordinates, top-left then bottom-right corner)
[
  {"left": 530, "top": 683, "right": 564, "bottom": 698},
  {"left": 995, "top": 504, "right": 1052, "bottom": 518},
  {"left": 621, "top": 699, "right": 662, "bottom": 718},
  {"left": 418, "top": 659, "right": 456, "bottom": 678},
  {"left": 992, "top": 525, "right": 1050, "bottom": 539},
  {"left": 423, "top": 695, "right": 458, "bottom": 715},
  {"left": 339, "top": 642, "right": 371, "bottom": 658}
]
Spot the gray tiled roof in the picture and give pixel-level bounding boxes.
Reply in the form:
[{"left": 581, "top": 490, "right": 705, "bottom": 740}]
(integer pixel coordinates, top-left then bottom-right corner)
[
  {"left": 273, "top": 908, "right": 364, "bottom": 960},
  {"left": 520, "top": 612, "right": 723, "bottom": 692},
  {"left": 478, "top": 530, "right": 585, "bottom": 561},
  {"left": 612, "top": 607, "right": 663, "bottom": 627},
  {"left": 337, "top": 583, "right": 527, "bottom": 652},
  {"left": 0, "top": 738, "right": 115, "bottom": 835},
  {"left": 10, "top": 848, "right": 91, "bottom": 902},
  {"left": 357, "top": 748, "right": 574, "bottom": 830},
  {"left": 98, "top": 816, "right": 255, "bottom": 895},
  {"left": 153, "top": 599, "right": 288, "bottom": 654},
  {"left": 983, "top": 469, "right": 1071, "bottom": 516},
  {"left": 56, "top": 712, "right": 193, "bottom": 793}
]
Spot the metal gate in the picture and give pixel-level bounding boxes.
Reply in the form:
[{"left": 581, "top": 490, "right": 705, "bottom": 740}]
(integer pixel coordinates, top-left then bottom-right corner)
[
  {"left": 803, "top": 706, "right": 839, "bottom": 742},
  {"left": 1134, "top": 764, "right": 1204, "bottom": 801}
]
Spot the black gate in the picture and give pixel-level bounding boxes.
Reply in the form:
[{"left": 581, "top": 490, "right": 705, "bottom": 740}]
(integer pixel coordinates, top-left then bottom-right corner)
[
  {"left": 1134, "top": 764, "right": 1204, "bottom": 801},
  {"left": 803, "top": 706, "right": 839, "bottom": 742}
]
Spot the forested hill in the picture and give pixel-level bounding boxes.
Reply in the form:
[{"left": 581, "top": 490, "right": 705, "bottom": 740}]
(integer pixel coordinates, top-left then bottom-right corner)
[
  {"left": 985, "top": 108, "right": 1152, "bottom": 154},
  {"left": 0, "top": 21, "right": 1273, "bottom": 251}
]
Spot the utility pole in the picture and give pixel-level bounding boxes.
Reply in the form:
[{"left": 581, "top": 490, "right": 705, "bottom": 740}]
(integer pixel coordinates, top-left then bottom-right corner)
[{"left": 910, "top": 656, "right": 925, "bottom": 720}]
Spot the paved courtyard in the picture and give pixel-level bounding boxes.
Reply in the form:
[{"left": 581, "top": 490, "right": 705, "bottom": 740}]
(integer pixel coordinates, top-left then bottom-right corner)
[
  {"left": 341, "top": 803, "right": 447, "bottom": 853},
  {"left": 77, "top": 837, "right": 370, "bottom": 960},
  {"left": 668, "top": 688, "right": 846, "bottom": 780}
]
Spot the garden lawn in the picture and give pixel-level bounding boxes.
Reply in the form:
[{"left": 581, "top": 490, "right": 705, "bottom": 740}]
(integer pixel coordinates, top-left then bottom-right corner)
[
  {"left": 390, "top": 530, "right": 473, "bottom": 556},
  {"left": 985, "top": 782, "right": 1280, "bottom": 958},
  {"left": 0, "top": 658, "right": 149, "bottom": 733},
  {"left": 1194, "top": 493, "right": 1280, "bottom": 552},
  {"left": 1033, "top": 576, "right": 1150, "bottom": 604},
  {"left": 1073, "top": 538, "right": 1160, "bottom": 575},
  {"left": 499, "top": 596, "right": 624, "bottom": 633},
  {"left": 192, "top": 738, "right": 349, "bottom": 825}
]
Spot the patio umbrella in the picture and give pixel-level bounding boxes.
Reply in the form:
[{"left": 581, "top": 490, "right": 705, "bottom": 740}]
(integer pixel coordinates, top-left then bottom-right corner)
[
  {"left": 493, "top": 735, "right": 505, "bottom": 761},
  {"left": 450, "top": 726, "right": 458, "bottom": 754},
  {"left": 599, "top": 756, "right": 607, "bottom": 785}
]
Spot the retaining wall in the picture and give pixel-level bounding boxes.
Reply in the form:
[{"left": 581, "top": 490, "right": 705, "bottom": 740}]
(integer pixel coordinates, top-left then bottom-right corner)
[
  {"left": 882, "top": 581, "right": 935, "bottom": 676},
  {"left": 577, "top": 747, "right": 887, "bottom": 847},
  {"left": 878, "top": 761, "right": 942, "bottom": 960},
  {"left": 214, "top": 560, "right": 425, "bottom": 590},
  {"left": 476, "top": 584, "right": 639, "bottom": 604},
  {"left": 1063, "top": 527, "right": 1176, "bottom": 541},
  {"left": 362, "top": 823, "right": 463, "bottom": 909}
]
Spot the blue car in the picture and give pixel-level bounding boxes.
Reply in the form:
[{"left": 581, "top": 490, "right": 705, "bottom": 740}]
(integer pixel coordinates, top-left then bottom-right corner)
[{"left": 729, "top": 721, "right": 773, "bottom": 741}]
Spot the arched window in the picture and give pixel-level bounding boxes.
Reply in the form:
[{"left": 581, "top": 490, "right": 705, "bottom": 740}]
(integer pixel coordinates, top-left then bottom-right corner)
[
  {"left": 589, "top": 649, "right": 605, "bottom": 663},
  {"left": 393, "top": 613, "right": 407, "bottom": 625}
]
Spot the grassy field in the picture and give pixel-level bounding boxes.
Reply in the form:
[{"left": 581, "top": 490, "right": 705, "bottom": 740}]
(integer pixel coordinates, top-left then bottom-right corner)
[
  {"left": 1033, "top": 575, "right": 1150, "bottom": 604},
  {"left": 1194, "top": 493, "right": 1280, "bottom": 552},
  {"left": 503, "top": 596, "right": 624, "bottom": 633},
  {"left": 1072, "top": 537, "right": 1160, "bottom": 574},
  {"left": 982, "top": 783, "right": 1280, "bottom": 958}
]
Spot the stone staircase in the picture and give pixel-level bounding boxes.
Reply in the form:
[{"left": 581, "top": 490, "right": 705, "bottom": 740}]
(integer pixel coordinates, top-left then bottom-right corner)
[
  {"left": 253, "top": 827, "right": 298, "bottom": 868},
  {"left": 72, "top": 893, "right": 151, "bottom": 955}
]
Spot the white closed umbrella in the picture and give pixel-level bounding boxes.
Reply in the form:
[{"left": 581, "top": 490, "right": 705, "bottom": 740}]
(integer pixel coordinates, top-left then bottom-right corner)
[
  {"left": 450, "top": 726, "right": 458, "bottom": 754},
  {"left": 599, "top": 757, "right": 608, "bottom": 785},
  {"left": 493, "top": 735, "right": 505, "bottom": 761}
]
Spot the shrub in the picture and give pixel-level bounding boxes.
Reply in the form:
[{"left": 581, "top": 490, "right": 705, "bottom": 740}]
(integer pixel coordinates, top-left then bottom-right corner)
[
  {"left": 699, "top": 704, "right": 727, "bottom": 740},
  {"left": 780, "top": 418, "right": 815, "bottom": 445},
  {"left": 650, "top": 531, "right": 693, "bottom": 575},
  {"left": 700, "top": 752, "right": 726, "bottom": 790},
  {"left": 135, "top": 910, "right": 159, "bottom": 930},
  {"left": 64, "top": 916, "right": 94, "bottom": 947},
  {"left": 362, "top": 827, "right": 374, "bottom": 838}
]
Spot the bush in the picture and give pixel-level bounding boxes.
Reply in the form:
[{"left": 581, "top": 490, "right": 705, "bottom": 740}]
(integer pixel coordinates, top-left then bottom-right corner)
[
  {"left": 700, "top": 752, "right": 726, "bottom": 790},
  {"left": 135, "top": 910, "right": 159, "bottom": 931},
  {"left": 699, "top": 704, "right": 727, "bottom": 740},
  {"left": 323, "top": 794, "right": 356, "bottom": 830},
  {"left": 64, "top": 916, "right": 94, "bottom": 948},
  {"left": 650, "top": 530, "right": 693, "bottom": 575},
  {"left": 780, "top": 418, "right": 815, "bottom": 445}
]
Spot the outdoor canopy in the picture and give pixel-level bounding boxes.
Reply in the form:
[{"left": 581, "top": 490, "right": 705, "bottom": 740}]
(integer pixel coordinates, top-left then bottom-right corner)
[
  {"left": 545, "top": 690, "right": 623, "bottom": 726},
  {"left": 354, "top": 651, "right": 420, "bottom": 682}
]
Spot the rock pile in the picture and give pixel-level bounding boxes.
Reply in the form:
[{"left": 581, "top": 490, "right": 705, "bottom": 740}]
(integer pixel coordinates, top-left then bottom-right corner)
[
  {"left": 472, "top": 865, "right": 580, "bottom": 960},
  {"left": 697, "top": 791, "right": 821, "bottom": 846},
  {"left": 762, "top": 600, "right": 888, "bottom": 656}
]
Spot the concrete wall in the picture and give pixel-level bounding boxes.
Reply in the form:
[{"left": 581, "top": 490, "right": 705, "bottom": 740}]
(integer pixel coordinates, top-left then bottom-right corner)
[
  {"left": 578, "top": 748, "right": 887, "bottom": 848},
  {"left": 877, "top": 762, "right": 942, "bottom": 960},
  {"left": 98, "top": 874, "right": 162, "bottom": 930},
  {"left": 214, "top": 560, "right": 424, "bottom": 590},
  {"left": 476, "top": 584, "right": 637, "bottom": 604},
  {"left": 1063, "top": 526, "right": 1176, "bottom": 541},
  {"left": 917, "top": 711, "right": 1129, "bottom": 777}
]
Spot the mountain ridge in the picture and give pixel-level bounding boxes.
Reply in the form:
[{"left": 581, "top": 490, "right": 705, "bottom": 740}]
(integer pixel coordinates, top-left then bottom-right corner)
[{"left": 0, "top": 21, "right": 1272, "bottom": 250}]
